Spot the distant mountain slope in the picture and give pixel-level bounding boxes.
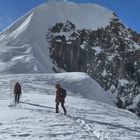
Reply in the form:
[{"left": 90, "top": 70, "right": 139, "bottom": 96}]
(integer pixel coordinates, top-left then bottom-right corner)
[{"left": 0, "top": 0, "right": 113, "bottom": 73}]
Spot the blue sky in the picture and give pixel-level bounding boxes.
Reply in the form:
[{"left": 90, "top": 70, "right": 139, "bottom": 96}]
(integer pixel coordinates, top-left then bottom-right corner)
[{"left": 0, "top": 0, "right": 140, "bottom": 33}]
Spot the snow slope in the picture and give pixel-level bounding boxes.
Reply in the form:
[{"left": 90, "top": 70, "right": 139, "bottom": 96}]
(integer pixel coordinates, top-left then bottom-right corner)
[
  {"left": 0, "top": 73, "right": 140, "bottom": 140},
  {"left": 0, "top": 0, "right": 114, "bottom": 74}
]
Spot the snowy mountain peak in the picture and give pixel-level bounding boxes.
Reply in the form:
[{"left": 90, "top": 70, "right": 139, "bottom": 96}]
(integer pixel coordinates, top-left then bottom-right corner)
[{"left": 0, "top": 0, "right": 114, "bottom": 74}]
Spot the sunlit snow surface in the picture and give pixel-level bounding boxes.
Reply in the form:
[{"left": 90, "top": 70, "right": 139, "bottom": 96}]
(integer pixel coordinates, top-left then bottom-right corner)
[{"left": 0, "top": 72, "right": 140, "bottom": 140}]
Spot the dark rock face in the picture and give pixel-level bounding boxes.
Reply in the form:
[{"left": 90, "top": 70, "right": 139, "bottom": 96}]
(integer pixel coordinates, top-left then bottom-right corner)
[{"left": 46, "top": 15, "right": 140, "bottom": 115}]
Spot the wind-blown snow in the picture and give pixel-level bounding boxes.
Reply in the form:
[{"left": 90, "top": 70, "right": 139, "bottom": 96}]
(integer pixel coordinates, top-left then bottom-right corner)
[
  {"left": 0, "top": 0, "right": 113, "bottom": 74},
  {"left": 0, "top": 72, "right": 140, "bottom": 140}
]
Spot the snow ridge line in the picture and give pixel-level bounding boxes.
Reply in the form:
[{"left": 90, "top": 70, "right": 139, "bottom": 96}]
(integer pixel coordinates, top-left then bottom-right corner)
[
  {"left": 66, "top": 106, "right": 111, "bottom": 140},
  {"left": 66, "top": 113, "right": 101, "bottom": 140}
]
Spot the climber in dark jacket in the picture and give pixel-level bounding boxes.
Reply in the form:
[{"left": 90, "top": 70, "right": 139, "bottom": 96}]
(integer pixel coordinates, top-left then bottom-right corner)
[
  {"left": 55, "top": 84, "right": 67, "bottom": 115},
  {"left": 14, "top": 82, "right": 22, "bottom": 103}
]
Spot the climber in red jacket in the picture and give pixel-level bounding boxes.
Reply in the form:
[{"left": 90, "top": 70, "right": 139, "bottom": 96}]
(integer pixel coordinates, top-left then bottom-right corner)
[
  {"left": 14, "top": 82, "right": 22, "bottom": 103},
  {"left": 55, "top": 84, "right": 67, "bottom": 115}
]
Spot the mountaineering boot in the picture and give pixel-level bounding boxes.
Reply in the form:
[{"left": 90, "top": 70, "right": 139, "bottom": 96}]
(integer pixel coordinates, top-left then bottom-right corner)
[{"left": 56, "top": 111, "right": 59, "bottom": 113}]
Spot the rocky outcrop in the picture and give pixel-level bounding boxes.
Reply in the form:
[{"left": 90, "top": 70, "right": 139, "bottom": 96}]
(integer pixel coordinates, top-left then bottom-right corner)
[{"left": 46, "top": 15, "right": 140, "bottom": 116}]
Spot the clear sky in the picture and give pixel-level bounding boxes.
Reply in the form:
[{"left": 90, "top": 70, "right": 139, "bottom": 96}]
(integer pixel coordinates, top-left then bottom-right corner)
[{"left": 0, "top": 0, "right": 140, "bottom": 33}]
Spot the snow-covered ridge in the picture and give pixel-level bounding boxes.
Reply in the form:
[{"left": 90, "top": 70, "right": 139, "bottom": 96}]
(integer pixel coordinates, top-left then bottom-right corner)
[
  {"left": 0, "top": 72, "right": 140, "bottom": 140},
  {"left": 0, "top": 72, "right": 114, "bottom": 105},
  {"left": 36, "top": 0, "right": 113, "bottom": 30}
]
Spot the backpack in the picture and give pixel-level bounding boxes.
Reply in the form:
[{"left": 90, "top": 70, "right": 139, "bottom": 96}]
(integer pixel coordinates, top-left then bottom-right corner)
[{"left": 61, "top": 88, "right": 67, "bottom": 98}]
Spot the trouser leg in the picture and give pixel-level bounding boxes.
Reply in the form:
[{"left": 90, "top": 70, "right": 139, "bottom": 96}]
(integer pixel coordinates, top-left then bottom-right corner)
[
  {"left": 15, "top": 94, "right": 17, "bottom": 103},
  {"left": 56, "top": 102, "right": 59, "bottom": 113},
  {"left": 15, "top": 94, "right": 19, "bottom": 103},
  {"left": 17, "top": 94, "right": 20, "bottom": 103},
  {"left": 61, "top": 102, "right": 67, "bottom": 114}
]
